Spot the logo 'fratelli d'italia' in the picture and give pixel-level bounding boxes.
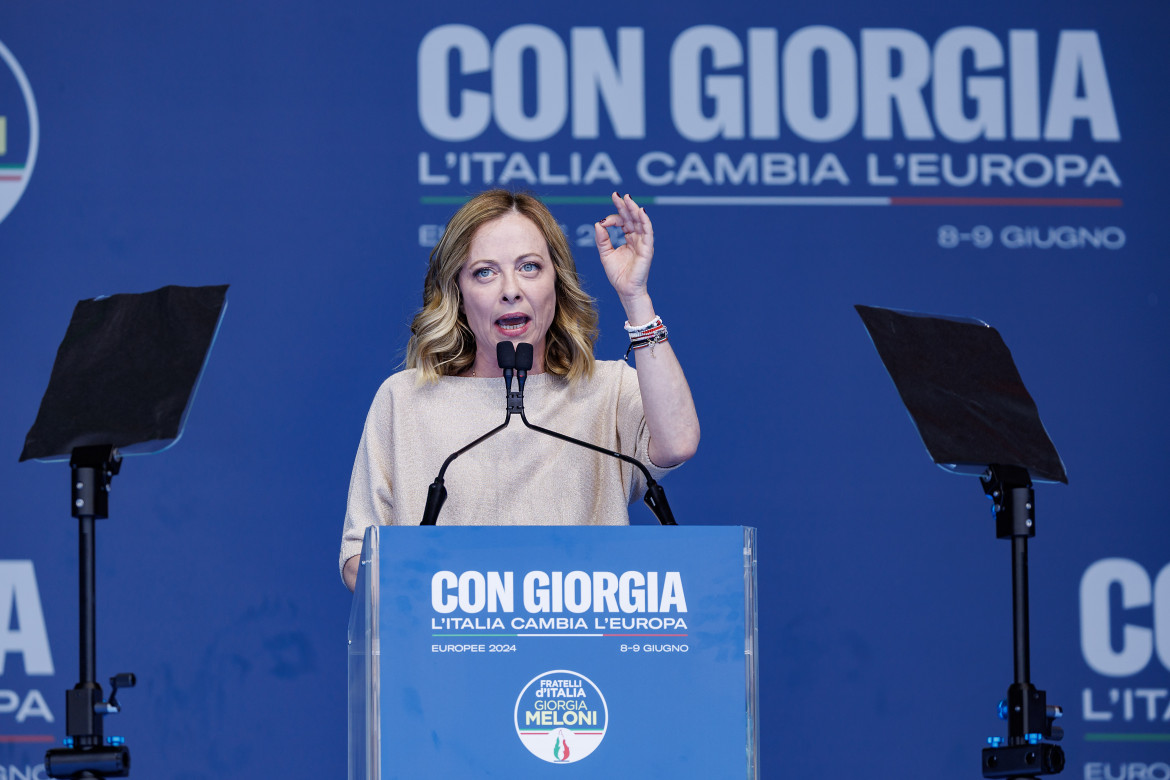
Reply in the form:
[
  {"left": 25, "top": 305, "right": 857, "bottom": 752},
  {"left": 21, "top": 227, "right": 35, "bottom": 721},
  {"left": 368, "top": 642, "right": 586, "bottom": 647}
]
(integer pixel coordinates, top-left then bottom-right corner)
[
  {"left": 514, "top": 670, "right": 608, "bottom": 764},
  {"left": 0, "top": 39, "right": 39, "bottom": 226}
]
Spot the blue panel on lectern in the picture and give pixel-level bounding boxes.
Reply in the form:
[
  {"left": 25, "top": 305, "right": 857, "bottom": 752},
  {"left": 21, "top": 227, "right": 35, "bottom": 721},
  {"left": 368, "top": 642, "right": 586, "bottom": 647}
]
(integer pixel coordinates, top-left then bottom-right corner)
[{"left": 373, "top": 526, "right": 752, "bottom": 778}]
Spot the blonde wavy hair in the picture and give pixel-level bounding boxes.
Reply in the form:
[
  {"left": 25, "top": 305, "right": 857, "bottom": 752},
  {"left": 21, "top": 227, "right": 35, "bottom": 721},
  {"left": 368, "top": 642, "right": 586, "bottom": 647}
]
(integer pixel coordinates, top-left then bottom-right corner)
[{"left": 406, "top": 190, "right": 599, "bottom": 384}]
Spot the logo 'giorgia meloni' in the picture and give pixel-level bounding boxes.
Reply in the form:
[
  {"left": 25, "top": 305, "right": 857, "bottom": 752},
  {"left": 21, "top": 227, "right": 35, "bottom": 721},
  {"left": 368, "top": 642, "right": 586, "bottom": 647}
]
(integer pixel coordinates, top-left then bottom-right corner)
[{"left": 515, "top": 670, "right": 608, "bottom": 764}]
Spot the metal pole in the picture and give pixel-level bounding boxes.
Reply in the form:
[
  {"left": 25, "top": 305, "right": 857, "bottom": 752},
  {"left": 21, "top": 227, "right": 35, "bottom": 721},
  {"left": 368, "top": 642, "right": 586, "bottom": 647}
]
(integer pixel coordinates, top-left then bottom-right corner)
[
  {"left": 79, "top": 513, "right": 97, "bottom": 686},
  {"left": 1011, "top": 534, "right": 1030, "bottom": 686}
]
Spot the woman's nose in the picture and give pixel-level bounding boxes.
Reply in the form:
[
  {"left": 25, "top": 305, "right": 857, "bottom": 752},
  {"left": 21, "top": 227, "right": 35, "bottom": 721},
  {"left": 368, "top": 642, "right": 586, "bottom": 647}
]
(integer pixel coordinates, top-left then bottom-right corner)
[{"left": 500, "top": 271, "right": 522, "bottom": 302}]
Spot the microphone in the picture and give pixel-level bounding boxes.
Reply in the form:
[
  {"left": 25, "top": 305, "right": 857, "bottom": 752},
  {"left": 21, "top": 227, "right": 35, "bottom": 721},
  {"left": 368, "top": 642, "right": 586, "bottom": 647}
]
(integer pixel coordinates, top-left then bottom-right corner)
[
  {"left": 504, "top": 341, "right": 527, "bottom": 415},
  {"left": 497, "top": 340, "right": 516, "bottom": 390},
  {"left": 516, "top": 342, "right": 533, "bottom": 371},
  {"left": 419, "top": 343, "right": 518, "bottom": 525},
  {"left": 510, "top": 343, "right": 677, "bottom": 526},
  {"left": 512, "top": 342, "right": 533, "bottom": 409}
]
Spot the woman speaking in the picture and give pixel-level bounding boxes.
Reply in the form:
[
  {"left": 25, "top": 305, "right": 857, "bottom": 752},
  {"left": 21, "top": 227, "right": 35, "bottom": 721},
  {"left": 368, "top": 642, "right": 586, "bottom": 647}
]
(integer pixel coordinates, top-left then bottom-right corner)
[{"left": 340, "top": 191, "right": 699, "bottom": 590}]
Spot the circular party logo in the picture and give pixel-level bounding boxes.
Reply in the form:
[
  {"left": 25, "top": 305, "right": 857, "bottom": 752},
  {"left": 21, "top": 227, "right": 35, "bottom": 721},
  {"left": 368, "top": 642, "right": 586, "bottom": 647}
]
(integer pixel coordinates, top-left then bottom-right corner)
[
  {"left": 514, "top": 670, "right": 608, "bottom": 764},
  {"left": 0, "top": 39, "right": 39, "bottom": 226}
]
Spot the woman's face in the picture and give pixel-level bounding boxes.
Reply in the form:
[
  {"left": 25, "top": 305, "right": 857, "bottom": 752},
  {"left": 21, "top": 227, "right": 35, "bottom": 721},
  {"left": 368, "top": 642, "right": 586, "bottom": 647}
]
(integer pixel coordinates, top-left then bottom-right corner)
[{"left": 457, "top": 212, "right": 557, "bottom": 374}]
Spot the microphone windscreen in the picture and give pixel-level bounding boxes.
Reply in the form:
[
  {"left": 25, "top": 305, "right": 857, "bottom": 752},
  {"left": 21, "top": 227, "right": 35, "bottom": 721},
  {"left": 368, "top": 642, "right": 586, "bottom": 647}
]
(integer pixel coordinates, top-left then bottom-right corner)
[
  {"left": 516, "top": 342, "right": 534, "bottom": 371},
  {"left": 496, "top": 340, "right": 517, "bottom": 369}
]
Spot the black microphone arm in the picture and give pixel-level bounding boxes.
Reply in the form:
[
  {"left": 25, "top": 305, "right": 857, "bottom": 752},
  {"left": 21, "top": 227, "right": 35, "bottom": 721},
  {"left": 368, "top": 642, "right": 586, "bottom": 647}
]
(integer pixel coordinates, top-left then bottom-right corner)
[
  {"left": 420, "top": 341, "right": 678, "bottom": 526},
  {"left": 419, "top": 342, "right": 517, "bottom": 525},
  {"left": 512, "top": 343, "right": 677, "bottom": 526}
]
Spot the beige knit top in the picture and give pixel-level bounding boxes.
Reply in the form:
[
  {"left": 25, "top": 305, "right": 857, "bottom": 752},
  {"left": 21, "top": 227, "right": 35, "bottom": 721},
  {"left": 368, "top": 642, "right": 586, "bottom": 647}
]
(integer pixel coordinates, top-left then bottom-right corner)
[{"left": 339, "top": 360, "right": 674, "bottom": 574}]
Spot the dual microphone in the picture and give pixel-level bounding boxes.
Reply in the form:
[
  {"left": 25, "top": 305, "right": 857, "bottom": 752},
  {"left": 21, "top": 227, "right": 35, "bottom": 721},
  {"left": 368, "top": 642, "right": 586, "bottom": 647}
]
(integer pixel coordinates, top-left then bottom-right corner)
[
  {"left": 498, "top": 341, "right": 531, "bottom": 414},
  {"left": 497, "top": 340, "right": 532, "bottom": 373},
  {"left": 419, "top": 341, "right": 676, "bottom": 526}
]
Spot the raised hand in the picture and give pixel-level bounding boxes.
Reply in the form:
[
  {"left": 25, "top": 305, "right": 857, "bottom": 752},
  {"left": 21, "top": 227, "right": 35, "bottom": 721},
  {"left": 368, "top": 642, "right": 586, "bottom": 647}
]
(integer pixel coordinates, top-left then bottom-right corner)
[
  {"left": 594, "top": 192, "right": 654, "bottom": 311},
  {"left": 592, "top": 191, "right": 698, "bottom": 467}
]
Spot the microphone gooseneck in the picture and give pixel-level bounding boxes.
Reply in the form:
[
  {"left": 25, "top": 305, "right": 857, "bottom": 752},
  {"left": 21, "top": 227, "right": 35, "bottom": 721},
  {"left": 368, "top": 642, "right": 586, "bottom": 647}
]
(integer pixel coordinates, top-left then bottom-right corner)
[
  {"left": 419, "top": 341, "right": 518, "bottom": 525},
  {"left": 420, "top": 340, "right": 678, "bottom": 526},
  {"left": 511, "top": 342, "right": 677, "bottom": 526}
]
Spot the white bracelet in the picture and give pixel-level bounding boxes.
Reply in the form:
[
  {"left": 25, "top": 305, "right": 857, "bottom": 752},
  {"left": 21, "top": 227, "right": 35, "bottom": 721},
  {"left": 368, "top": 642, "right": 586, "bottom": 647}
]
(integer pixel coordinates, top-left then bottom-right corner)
[
  {"left": 623, "top": 320, "right": 669, "bottom": 360},
  {"left": 623, "top": 315, "right": 663, "bottom": 335}
]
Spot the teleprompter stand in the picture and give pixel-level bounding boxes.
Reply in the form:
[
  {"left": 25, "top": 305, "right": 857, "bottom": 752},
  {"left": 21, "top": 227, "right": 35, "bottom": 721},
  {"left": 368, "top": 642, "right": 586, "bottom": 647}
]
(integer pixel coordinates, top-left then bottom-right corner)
[
  {"left": 46, "top": 445, "right": 132, "bottom": 778},
  {"left": 20, "top": 285, "right": 228, "bottom": 778},
  {"left": 856, "top": 305, "right": 1068, "bottom": 780},
  {"left": 979, "top": 464, "right": 1065, "bottom": 778}
]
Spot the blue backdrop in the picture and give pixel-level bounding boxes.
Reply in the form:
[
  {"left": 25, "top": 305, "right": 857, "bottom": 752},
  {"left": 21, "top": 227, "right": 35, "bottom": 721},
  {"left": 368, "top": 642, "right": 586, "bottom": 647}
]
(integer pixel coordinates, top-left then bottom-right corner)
[{"left": 2, "top": 2, "right": 1167, "bottom": 778}]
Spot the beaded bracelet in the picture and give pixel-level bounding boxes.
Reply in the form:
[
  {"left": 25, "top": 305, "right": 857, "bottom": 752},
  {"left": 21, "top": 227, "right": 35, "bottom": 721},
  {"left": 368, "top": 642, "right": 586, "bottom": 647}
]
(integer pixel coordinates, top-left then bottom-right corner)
[
  {"left": 624, "top": 315, "right": 664, "bottom": 335},
  {"left": 623, "top": 316, "right": 669, "bottom": 359}
]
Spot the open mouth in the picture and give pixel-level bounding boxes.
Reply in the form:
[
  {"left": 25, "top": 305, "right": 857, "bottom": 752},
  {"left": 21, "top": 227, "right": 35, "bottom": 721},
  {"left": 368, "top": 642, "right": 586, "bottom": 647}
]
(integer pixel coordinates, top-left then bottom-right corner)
[{"left": 496, "top": 314, "right": 530, "bottom": 332}]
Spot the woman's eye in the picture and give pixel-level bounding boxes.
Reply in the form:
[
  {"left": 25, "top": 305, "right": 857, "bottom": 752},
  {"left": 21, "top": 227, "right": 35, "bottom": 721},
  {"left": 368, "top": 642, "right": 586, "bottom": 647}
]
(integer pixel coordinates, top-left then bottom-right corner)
[
  {"left": 520, "top": 261, "right": 539, "bottom": 273},
  {"left": 473, "top": 267, "right": 493, "bottom": 279}
]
